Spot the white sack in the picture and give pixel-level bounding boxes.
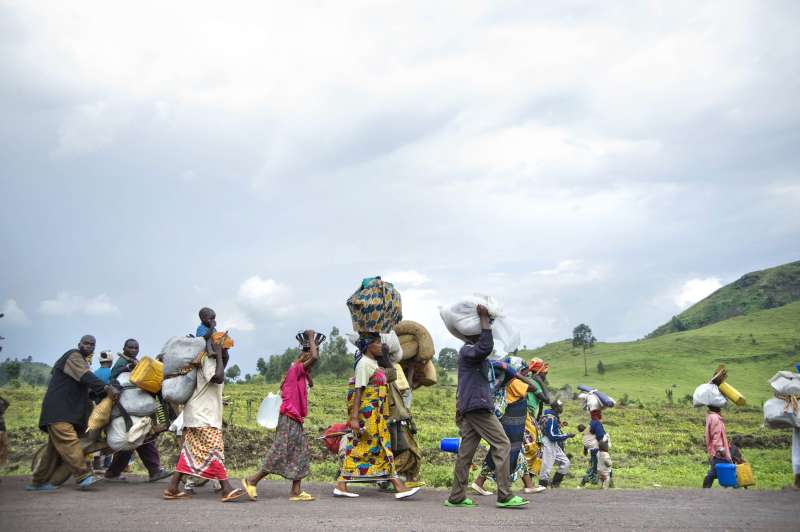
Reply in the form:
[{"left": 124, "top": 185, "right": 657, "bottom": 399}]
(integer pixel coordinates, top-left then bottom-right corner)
[
  {"left": 114, "top": 372, "right": 157, "bottom": 417},
  {"left": 107, "top": 415, "right": 151, "bottom": 451},
  {"left": 161, "top": 370, "right": 197, "bottom": 405},
  {"left": 580, "top": 392, "right": 603, "bottom": 412},
  {"left": 769, "top": 371, "right": 800, "bottom": 396},
  {"left": 763, "top": 397, "right": 800, "bottom": 429},
  {"left": 439, "top": 295, "right": 520, "bottom": 352},
  {"left": 693, "top": 383, "right": 727, "bottom": 408},
  {"left": 161, "top": 336, "right": 205, "bottom": 375}
]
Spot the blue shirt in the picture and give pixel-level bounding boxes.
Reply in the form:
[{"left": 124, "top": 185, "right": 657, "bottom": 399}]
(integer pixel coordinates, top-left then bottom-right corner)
[
  {"left": 196, "top": 324, "right": 211, "bottom": 337},
  {"left": 94, "top": 367, "right": 111, "bottom": 384},
  {"left": 590, "top": 419, "right": 606, "bottom": 442}
]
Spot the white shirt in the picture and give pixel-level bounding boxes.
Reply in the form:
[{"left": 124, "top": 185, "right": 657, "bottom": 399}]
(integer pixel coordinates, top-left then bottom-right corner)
[{"left": 182, "top": 355, "right": 224, "bottom": 429}]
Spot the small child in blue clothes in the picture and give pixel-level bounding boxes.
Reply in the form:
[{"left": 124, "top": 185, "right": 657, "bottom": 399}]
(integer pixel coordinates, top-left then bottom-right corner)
[{"left": 195, "top": 307, "right": 219, "bottom": 364}]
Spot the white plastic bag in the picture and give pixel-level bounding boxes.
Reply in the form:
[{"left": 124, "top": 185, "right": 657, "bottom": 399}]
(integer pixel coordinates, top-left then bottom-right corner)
[
  {"left": 692, "top": 383, "right": 727, "bottom": 408},
  {"left": 381, "top": 330, "right": 403, "bottom": 364},
  {"left": 768, "top": 371, "right": 800, "bottom": 396},
  {"left": 257, "top": 393, "right": 282, "bottom": 429},
  {"left": 439, "top": 295, "right": 520, "bottom": 352},
  {"left": 763, "top": 397, "right": 800, "bottom": 429},
  {"left": 169, "top": 411, "right": 185, "bottom": 435},
  {"left": 107, "top": 415, "right": 151, "bottom": 451}
]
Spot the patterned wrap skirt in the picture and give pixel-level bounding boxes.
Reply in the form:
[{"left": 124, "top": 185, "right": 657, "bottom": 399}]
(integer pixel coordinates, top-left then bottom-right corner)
[
  {"left": 176, "top": 426, "right": 227, "bottom": 481},
  {"left": 338, "top": 382, "right": 396, "bottom": 481},
  {"left": 261, "top": 414, "right": 310, "bottom": 480},
  {"left": 481, "top": 398, "right": 529, "bottom": 482}
]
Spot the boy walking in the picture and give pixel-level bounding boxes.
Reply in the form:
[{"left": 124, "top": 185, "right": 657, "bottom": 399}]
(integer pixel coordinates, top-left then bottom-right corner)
[
  {"left": 445, "top": 305, "right": 528, "bottom": 509},
  {"left": 702, "top": 405, "right": 731, "bottom": 488}
]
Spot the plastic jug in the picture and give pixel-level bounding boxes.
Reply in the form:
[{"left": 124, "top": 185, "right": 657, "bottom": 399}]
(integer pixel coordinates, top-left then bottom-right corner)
[
  {"left": 715, "top": 462, "right": 737, "bottom": 487},
  {"left": 257, "top": 393, "right": 282, "bottom": 429},
  {"left": 718, "top": 382, "right": 746, "bottom": 406},
  {"left": 440, "top": 437, "right": 461, "bottom": 453},
  {"left": 130, "top": 356, "right": 164, "bottom": 393}
]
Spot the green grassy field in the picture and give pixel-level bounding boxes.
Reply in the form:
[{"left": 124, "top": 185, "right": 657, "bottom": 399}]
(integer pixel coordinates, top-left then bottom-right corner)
[
  {"left": 2, "top": 300, "right": 798, "bottom": 490},
  {"left": 2, "top": 380, "right": 796, "bottom": 490}
]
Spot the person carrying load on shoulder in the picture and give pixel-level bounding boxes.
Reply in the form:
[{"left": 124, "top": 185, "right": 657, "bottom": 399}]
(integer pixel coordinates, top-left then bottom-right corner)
[
  {"left": 27, "top": 335, "right": 120, "bottom": 492},
  {"left": 333, "top": 333, "right": 421, "bottom": 500},
  {"left": 539, "top": 400, "right": 575, "bottom": 488},
  {"left": 445, "top": 304, "right": 528, "bottom": 509},
  {"left": 163, "top": 326, "right": 244, "bottom": 502},
  {"left": 243, "top": 329, "right": 325, "bottom": 502},
  {"left": 104, "top": 338, "right": 171, "bottom": 483}
]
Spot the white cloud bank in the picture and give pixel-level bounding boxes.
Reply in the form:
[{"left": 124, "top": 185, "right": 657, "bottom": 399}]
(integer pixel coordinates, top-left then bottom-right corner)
[
  {"left": 2, "top": 299, "right": 31, "bottom": 326},
  {"left": 674, "top": 278, "right": 723, "bottom": 309},
  {"left": 39, "top": 292, "right": 120, "bottom": 317}
]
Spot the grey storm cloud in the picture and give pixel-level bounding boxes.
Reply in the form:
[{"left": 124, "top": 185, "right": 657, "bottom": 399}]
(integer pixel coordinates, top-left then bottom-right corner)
[{"left": 1, "top": 1, "right": 798, "bottom": 372}]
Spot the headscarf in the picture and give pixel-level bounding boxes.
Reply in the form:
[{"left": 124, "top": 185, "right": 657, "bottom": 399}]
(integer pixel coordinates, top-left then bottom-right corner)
[
  {"left": 353, "top": 332, "right": 380, "bottom": 369},
  {"left": 506, "top": 356, "right": 526, "bottom": 373},
  {"left": 528, "top": 357, "right": 547, "bottom": 374}
]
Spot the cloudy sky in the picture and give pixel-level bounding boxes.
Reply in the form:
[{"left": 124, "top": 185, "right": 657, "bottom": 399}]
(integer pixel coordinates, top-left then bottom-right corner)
[{"left": 1, "top": 1, "right": 798, "bottom": 374}]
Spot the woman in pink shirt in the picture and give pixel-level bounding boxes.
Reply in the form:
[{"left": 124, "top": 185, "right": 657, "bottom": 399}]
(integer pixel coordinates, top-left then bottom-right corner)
[{"left": 242, "top": 330, "right": 323, "bottom": 501}]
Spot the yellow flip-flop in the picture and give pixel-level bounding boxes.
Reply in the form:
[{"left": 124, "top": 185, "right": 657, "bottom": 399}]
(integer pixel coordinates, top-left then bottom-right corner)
[
  {"left": 241, "top": 478, "right": 258, "bottom": 501},
  {"left": 289, "top": 491, "right": 315, "bottom": 501}
]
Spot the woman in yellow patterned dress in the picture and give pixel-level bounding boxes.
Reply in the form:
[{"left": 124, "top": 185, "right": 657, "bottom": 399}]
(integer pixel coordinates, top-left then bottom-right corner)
[{"left": 334, "top": 333, "right": 420, "bottom": 500}]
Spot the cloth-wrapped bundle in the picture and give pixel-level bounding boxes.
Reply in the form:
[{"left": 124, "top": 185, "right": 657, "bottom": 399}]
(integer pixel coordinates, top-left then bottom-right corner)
[
  {"left": 346, "top": 277, "right": 403, "bottom": 334},
  {"left": 693, "top": 383, "right": 727, "bottom": 408},
  {"left": 162, "top": 370, "right": 197, "bottom": 405}
]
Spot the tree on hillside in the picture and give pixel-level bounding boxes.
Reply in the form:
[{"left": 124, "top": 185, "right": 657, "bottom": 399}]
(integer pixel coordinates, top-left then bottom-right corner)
[
  {"left": 225, "top": 364, "right": 241, "bottom": 382},
  {"left": 437, "top": 347, "right": 458, "bottom": 371},
  {"left": 572, "top": 323, "right": 597, "bottom": 376}
]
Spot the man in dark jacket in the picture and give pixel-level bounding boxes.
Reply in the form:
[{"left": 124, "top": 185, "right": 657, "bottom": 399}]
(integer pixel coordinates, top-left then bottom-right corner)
[
  {"left": 27, "top": 335, "right": 118, "bottom": 491},
  {"left": 445, "top": 305, "right": 528, "bottom": 509}
]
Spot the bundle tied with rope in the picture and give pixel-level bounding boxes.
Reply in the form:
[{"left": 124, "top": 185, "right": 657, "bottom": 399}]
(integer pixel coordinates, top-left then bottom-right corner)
[
  {"left": 763, "top": 370, "right": 800, "bottom": 429},
  {"left": 394, "top": 320, "right": 437, "bottom": 389}
]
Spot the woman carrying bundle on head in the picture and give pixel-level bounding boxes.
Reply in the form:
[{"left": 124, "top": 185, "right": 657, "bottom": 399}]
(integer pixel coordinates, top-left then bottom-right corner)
[
  {"left": 242, "top": 330, "right": 324, "bottom": 502},
  {"left": 333, "top": 333, "right": 421, "bottom": 500}
]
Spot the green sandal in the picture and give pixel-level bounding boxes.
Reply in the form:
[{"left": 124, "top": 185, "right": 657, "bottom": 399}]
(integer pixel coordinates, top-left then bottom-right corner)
[
  {"left": 444, "top": 497, "right": 478, "bottom": 508},
  {"left": 496, "top": 495, "right": 529, "bottom": 508}
]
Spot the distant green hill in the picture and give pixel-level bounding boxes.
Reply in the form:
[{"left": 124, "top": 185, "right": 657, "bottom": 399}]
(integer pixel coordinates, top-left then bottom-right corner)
[
  {"left": 0, "top": 358, "right": 51, "bottom": 386},
  {"left": 648, "top": 260, "right": 800, "bottom": 338},
  {"left": 521, "top": 301, "right": 800, "bottom": 404}
]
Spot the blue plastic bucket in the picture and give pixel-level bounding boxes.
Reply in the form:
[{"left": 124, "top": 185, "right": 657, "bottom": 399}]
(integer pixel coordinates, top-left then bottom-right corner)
[
  {"left": 715, "top": 463, "right": 737, "bottom": 487},
  {"left": 795, "top": 363, "right": 800, "bottom": 373},
  {"left": 440, "top": 437, "right": 461, "bottom": 453}
]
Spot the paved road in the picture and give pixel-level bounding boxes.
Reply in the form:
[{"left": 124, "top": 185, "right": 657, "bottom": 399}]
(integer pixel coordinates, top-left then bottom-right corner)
[{"left": 1, "top": 476, "right": 798, "bottom": 531}]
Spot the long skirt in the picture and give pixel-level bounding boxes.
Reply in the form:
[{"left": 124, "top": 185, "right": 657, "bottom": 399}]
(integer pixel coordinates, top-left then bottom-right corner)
[
  {"left": 261, "top": 414, "right": 310, "bottom": 480},
  {"left": 523, "top": 415, "right": 542, "bottom": 476},
  {"left": 176, "top": 426, "right": 227, "bottom": 481},
  {"left": 338, "top": 382, "right": 396, "bottom": 481},
  {"left": 481, "top": 398, "right": 528, "bottom": 482}
]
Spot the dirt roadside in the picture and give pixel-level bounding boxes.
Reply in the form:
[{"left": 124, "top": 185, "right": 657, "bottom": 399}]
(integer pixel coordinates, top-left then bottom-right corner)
[{"left": 0, "top": 475, "right": 797, "bottom": 531}]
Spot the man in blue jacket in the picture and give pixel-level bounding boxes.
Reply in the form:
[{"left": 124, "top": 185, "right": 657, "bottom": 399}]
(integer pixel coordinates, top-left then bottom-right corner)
[
  {"left": 445, "top": 305, "right": 528, "bottom": 509},
  {"left": 540, "top": 400, "right": 575, "bottom": 488}
]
